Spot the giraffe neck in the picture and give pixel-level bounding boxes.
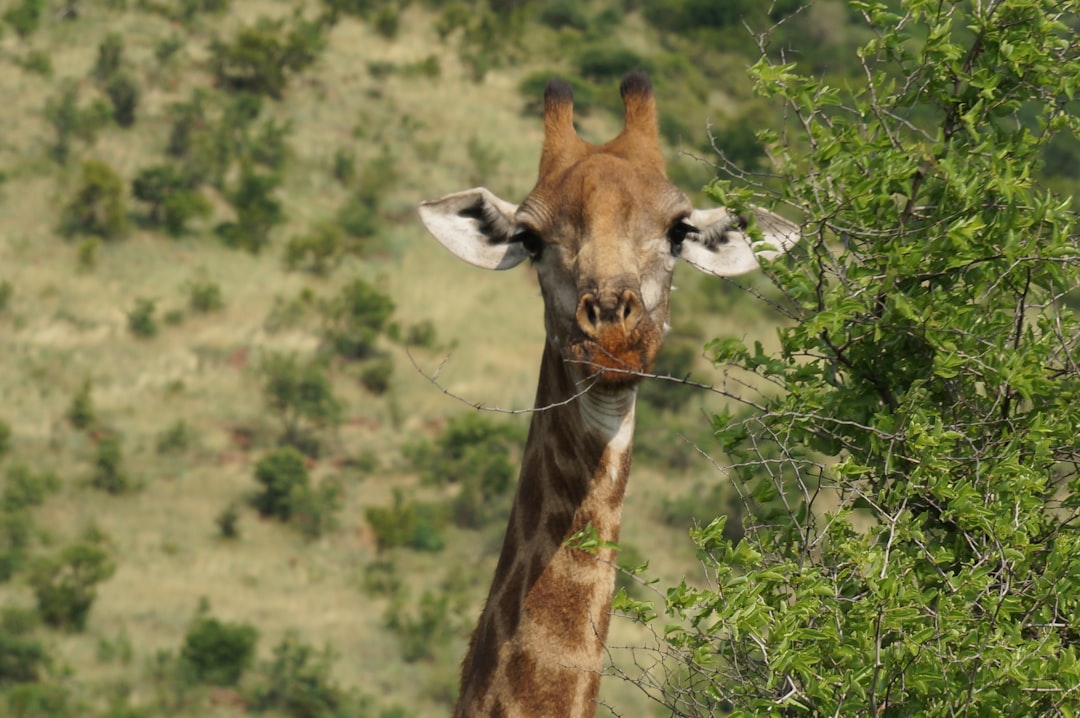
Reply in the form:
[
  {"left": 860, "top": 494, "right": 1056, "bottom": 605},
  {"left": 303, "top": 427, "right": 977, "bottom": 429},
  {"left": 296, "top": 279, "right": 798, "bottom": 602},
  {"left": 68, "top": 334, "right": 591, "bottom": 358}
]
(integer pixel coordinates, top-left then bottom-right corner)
[{"left": 454, "top": 339, "right": 637, "bottom": 718}]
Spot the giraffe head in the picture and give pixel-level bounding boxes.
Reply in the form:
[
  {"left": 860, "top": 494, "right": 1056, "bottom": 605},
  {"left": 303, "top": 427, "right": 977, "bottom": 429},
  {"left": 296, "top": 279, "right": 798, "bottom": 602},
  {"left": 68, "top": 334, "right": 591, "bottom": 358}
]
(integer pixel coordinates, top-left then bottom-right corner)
[{"left": 420, "top": 71, "right": 798, "bottom": 387}]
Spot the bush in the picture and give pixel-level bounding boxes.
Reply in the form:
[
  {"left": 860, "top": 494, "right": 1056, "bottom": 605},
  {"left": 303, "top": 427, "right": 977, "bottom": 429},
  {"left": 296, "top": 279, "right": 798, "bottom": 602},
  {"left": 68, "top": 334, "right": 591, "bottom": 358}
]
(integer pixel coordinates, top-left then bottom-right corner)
[
  {"left": 2, "top": 464, "right": 61, "bottom": 512},
  {"left": 90, "top": 434, "right": 131, "bottom": 496},
  {"left": 248, "top": 634, "right": 358, "bottom": 717},
  {"left": 0, "top": 280, "right": 12, "bottom": 314},
  {"left": 260, "top": 352, "right": 342, "bottom": 452},
  {"left": 60, "top": 160, "right": 128, "bottom": 240},
  {"left": 575, "top": 45, "right": 650, "bottom": 82},
  {"left": 385, "top": 591, "right": 453, "bottom": 663},
  {"left": 407, "top": 414, "right": 522, "bottom": 528},
  {"left": 289, "top": 475, "right": 342, "bottom": 539},
  {"left": 28, "top": 540, "right": 116, "bottom": 631},
  {"left": 91, "top": 435, "right": 131, "bottom": 494},
  {"left": 283, "top": 222, "right": 345, "bottom": 275},
  {"left": 155, "top": 420, "right": 195, "bottom": 454},
  {"left": 537, "top": 0, "right": 589, "bottom": 31},
  {"left": 625, "top": 4, "right": 1080, "bottom": 715},
  {"left": 126, "top": 297, "right": 159, "bottom": 339},
  {"left": 68, "top": 379, "right": 95, "bottom": 430},
  {"left": 180, "top": 609, "right": 258, "bottom": 686},
  {"left": 0, "top": 607, "right": 49, "bottom": 684},
  {"left": 359, "top": 356, "right": 393, "bottom": 395},
  {"left": 0, "top": 509, "right": 34, "bottom": 582},
  {"left": 44, "top": 84, "right": 111, "bottom": 164},
  {"left": 321, "top": 278, "right": 394, "bottom": 359},
  {"left": 365, "top": 489, "right": 447, "bottom": 552},
  {"left": 251, "top": 447, "right": 309, "bottom": 521},
  {"left": 93, "top": 33, "right": 125, "bottom": 82},
  {"left": 0, "top": 419, "right": 10, "bottom": 458},
  {"left": 209, "top": 16, "right": 326, "bottom": 99},
  {"left": 215, "top": 502, "right": 240, "bottom": 540},
  {"left": 2, "top": 0, "right": 43, "bottom": 39},
  {"left": 185, "top": 279, "right": 224, "bottom": 313},
  {"left": 216, "top": 168, "right": 283, "bottom": 253},
  {"left": 132, "top": 164, "right": 210, "bottom": 236}
]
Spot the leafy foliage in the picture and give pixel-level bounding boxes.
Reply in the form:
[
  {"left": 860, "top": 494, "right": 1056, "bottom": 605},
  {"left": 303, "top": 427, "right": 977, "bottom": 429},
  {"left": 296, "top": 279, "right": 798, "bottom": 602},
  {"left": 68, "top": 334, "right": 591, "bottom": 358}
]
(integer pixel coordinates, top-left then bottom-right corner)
[
  {"left": 60, "top": 160, "right": 128, "bottom": 240},
  {"left": 27, "top": 539, "right": 116, "bottom": 631},
  {"left": 209, "top": 16, "right": 326, "bottom": 99},
  {"left": 406, "top": 413, "right": 522, "bottom": 529},
  {"left": 132, "top": 164, "right": 210, "bottom": 236},
  {"left": 259, "top": 352, "right": 342, "bottom": 454},
  {"left": 365, "top": 489, "right": 448, "bottom": 552},
  {"left": 320, "top": 278, "right": 395, "bottom": 360},
  {"left": 251, "top": 447, "right": 309, "bottom": 522},
  {"left": 623, "top": 3, "right": 1080, "bottom": 715},
  {"left": 180, "top": 607, "right": 258, "bottom": 686}
]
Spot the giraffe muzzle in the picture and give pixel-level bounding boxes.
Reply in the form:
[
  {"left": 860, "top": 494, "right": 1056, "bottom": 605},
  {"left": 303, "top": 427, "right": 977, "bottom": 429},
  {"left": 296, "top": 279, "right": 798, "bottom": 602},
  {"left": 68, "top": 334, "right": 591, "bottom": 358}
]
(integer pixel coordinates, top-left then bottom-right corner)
[{"left": 575, "top": 288, "right": 643, "bottom": 339}]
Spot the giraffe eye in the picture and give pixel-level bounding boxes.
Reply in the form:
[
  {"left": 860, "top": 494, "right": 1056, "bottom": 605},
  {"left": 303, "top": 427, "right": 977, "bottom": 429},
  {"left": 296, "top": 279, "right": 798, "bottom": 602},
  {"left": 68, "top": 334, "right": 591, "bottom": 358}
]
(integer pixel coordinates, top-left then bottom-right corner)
[
  {"left": 512, "top": 228, "right": 544, "bottom": 260},
  {"left": 667, "top": 220, "right": 697, "bottom": 257}
]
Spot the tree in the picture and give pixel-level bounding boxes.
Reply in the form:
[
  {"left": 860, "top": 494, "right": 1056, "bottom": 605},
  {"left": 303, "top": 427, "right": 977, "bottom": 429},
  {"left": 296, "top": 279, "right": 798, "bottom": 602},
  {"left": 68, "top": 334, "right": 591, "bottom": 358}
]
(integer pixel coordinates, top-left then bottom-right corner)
[
  {"left": 620, "top": 2, "right": 1080, "bottom": 715},
  {"left": 27, "top": 541, "right": 116, "bottom": 631},
  {"left": 60, "top": 160, "right": 128, "bottom": 240},
  {"left": 259, "top": 352, "right": 342, "bottom": 453}
]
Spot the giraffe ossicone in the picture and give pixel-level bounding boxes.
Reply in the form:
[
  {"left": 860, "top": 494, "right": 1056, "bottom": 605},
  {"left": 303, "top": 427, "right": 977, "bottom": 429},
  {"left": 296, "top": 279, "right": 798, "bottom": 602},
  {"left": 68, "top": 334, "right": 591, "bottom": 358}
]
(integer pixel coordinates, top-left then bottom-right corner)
[{"left": 419, "top": 71, "right": 799, "bottom": 718}]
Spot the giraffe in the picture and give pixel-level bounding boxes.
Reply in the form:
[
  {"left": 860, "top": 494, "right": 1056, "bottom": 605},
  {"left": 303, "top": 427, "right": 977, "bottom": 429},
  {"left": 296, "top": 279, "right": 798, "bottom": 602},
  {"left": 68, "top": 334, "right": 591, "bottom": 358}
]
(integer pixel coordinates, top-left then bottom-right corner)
[{"left": 418, "top": 71, "right": 799, "bottom": 718}]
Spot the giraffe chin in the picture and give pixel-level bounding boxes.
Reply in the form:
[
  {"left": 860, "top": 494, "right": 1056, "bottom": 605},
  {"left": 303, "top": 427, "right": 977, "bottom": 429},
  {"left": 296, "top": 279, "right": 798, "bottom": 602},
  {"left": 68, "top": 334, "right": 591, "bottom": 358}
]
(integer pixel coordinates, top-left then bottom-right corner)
[{"left": 564, "top": 339, "right": 657, "bottom": 388}]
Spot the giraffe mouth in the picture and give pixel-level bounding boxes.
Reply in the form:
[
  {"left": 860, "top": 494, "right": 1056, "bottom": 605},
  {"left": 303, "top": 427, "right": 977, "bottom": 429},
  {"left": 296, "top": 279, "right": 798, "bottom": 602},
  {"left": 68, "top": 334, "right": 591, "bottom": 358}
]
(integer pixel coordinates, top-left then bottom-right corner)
[{"left": 565, "top": 329, "right": 660, "bottom": 386}]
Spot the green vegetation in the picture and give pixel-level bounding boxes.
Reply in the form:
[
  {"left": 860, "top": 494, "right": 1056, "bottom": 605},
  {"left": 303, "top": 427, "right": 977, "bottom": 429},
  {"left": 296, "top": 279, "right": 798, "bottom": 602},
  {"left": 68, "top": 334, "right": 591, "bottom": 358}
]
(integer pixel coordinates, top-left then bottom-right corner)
[
  {"left": 0, "top": 1, "right": 1074, "bottom": 716},
  {"left": 619, "top": 2, "right": 1080, "bottom": 715}
]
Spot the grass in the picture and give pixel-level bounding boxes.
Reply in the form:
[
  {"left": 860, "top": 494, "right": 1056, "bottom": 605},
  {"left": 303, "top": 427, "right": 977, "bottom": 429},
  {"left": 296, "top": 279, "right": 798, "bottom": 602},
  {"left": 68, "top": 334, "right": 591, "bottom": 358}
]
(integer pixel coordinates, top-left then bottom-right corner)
[{"left": 0, "top": 2, "right": 795, "bottom": 716}]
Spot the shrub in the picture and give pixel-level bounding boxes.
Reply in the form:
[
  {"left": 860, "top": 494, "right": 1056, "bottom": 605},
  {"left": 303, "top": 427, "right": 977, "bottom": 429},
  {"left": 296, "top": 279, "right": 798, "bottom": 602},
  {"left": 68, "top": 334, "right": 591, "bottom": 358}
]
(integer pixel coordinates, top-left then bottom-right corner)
[
  {"left": 28, "top": 540, "right": 116, "bottom": 631},
  {"left": 127, "top": 298, "right": 158, "bottom": 338},
  {"left": 185, "top": 279, "right": 224, "bottom": 313},
  {"left": 215, "top": 502, "right": 240, "bottom": 539},
  {"left": 359, "top": 356, "right": 393, "bottom": 395},
  {"left": 405, "top": 414, "right": 522, "bottom": 529},
  {"left": 365, "top": 489, "right": 447, "bottom": 552},
  {"left": 251, "top": 447, "right": 308, "bottom": 521},
  {"left": 180, "top": 609, "right": 258, "bottom": 685},
  {"left": 60, "top": 160, "right": 128, "bottom": 240},
  {"left": 289, "top": 475, "right": 342, "bottom": 539},
  {"left": 624, "top": 4, "right": 1080, "bottom": 715},
  {"left": 132, "top": 164, "right": 211, "bottom": 236},
  {"left": 385, "top": 591, "right": 453, "bottom": 663},
  {"left": 16, "top": 48, "right": 52, "bottom": 76},
  {"left": 260, "top": 352, "right": 342, "bottom": 452},
  {"left": 68, "top": 379, "right": 95, "bottom": 430},
  {"left": 2, "top": 0, "right": 43, "bottom": 39},
  {"left": 331, "top": 148, "right": 355, "bottom": 185},
  {"left": 44, "top": 84, "right": 110, "bottom": 164},
  {"left": 216, "top": 168, "right": 283, "bottom": 253},
  {"left": 283, "top": 222, "right": 344, "bottom": 275},
  {"left": 0, "top": 509, "right": 34, "bottom": 582},
  {"left": 321, "top": 278, "right": 394, "bottom": 359},
  {"left": 0, "top": 607, "right": 49, "bottom": 684},
  {"left": 575, "top": 45, "right": 649, "bottom": 82},
  {"left": 0, "top": 419, "right": 10, "bottom": 458},
  {"left": 0, "top": 280, "right": 12, "bottom": 314},
  {"left": 248, "top": 633, "right": 358, "bottom": 717},
  {"left": 91, "top": 435, "right": 131, "bottom": 494},
  {"left": 2, "top": 464, "right": 61, "bottom": 512},
  {"left": 209, "top": 16, "right": 325, "bottom": 99},
  {"left": 537, "top": 0, "right": 589, "bottom": 31},
  {"left": 93, "top": 33, "right": 125, "bottom": 82},
  {"left": 155, "top": 420, "right": 195, "bottom": 454}
]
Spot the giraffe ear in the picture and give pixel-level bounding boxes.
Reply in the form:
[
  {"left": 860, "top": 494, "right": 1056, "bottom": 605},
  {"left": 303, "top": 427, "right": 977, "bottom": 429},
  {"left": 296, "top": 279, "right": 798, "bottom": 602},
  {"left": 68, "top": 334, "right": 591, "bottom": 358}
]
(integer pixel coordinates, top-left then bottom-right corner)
[
  {"left": 680, "top": 206, "right": 800, "bottom": 277},
  {"left": 418, "top": 188, "right": 530, "bottom": 271}
]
